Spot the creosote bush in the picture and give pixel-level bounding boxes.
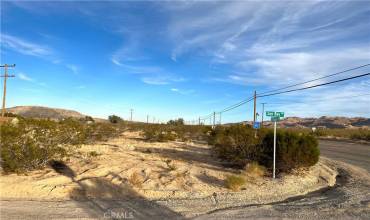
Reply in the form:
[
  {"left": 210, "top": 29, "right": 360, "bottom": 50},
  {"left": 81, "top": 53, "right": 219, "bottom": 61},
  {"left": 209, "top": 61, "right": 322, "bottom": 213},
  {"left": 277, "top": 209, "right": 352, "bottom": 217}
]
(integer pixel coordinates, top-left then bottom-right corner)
[
  {"left": 209, "top": 124, "right": 319, "bottom": 173},
  {"left": 0, "top": 117, "right": 125, "bottom": 173}
]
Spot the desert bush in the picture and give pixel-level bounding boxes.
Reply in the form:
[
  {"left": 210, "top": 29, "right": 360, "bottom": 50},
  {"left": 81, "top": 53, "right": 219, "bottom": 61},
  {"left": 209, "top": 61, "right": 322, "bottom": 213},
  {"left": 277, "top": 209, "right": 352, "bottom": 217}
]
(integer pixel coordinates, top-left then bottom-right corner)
[
  {"left": 209, "top": 125, "right": 319, "bottom": 173},
  {"left": 167, "top": 118, "right": 184, "bottom": 126},
  {"left": 108, "top": 115, "right": 123, "bottom": 124},
  {"left": 0, "top": 119, "right": 67, "bottom": 173},
  {"left": 259, "top": 130, "right": 319, "bottom": 172},
  {"left": 225, "top": 175, "right": 246, "bottom": 191},
  {"left": 209, "top": 125, "right": 266, "bottom": 167},
  {"left": 0, "top": 118, "right": 124, "bottom": 173}
]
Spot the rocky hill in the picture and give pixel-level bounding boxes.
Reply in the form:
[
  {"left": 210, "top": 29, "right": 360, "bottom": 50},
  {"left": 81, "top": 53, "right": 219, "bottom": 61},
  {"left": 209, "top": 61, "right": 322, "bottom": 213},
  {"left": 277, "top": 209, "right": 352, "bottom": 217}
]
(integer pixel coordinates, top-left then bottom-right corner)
[
  {"left": 247, "top": 116, "right": 370, "bottom": 129},
  {"left": 6, "top": 106, "right": 86, "bottom": 120}
]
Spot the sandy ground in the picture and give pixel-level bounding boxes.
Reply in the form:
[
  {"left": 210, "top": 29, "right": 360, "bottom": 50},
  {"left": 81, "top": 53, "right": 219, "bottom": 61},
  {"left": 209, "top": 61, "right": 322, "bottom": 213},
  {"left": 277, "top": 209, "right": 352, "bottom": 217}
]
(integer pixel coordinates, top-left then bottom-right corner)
[{"left": 0, "top": 131, "right": 337, "bottom": 203}]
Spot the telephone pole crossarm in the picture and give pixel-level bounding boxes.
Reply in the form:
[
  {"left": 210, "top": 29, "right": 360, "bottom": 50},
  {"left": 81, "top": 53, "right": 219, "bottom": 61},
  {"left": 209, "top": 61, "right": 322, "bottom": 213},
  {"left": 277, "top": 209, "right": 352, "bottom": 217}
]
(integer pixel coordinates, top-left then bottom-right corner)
[{"left": 1, "top": 64, "right": 16, "bottom": 117}]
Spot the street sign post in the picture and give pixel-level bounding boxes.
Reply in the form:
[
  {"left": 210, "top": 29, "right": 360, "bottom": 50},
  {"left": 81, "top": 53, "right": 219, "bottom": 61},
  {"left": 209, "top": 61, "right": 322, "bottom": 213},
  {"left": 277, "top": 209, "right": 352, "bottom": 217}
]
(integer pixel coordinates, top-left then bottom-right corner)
[{"left": 266, "top": 111, "right": 285, "bottom": 179}]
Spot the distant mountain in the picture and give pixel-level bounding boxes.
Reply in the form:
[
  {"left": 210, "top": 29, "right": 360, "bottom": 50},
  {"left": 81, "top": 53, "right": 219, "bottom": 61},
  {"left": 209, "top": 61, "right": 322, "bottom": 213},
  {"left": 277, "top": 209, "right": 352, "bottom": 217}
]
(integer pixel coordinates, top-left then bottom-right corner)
[
  {"left": 6, "top": 106, "right": 86, "bottom": 120},
  {"left": 246, "top": 116, "right": 370, "bottom": 129}
]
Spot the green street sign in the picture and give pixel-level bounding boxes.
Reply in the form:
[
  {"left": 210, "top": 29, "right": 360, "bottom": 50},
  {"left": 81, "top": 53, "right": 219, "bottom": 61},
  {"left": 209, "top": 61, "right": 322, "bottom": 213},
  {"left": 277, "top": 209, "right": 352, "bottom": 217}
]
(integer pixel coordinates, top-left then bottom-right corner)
[
  {"left": 271, "top": 116, "right": 280, "bottom": 122},
  {"left": 266, "top": 111, "right": 275, "bottom": 117},
  {"left": 276, "top": 112, "right": 285, "bottom": 117}
]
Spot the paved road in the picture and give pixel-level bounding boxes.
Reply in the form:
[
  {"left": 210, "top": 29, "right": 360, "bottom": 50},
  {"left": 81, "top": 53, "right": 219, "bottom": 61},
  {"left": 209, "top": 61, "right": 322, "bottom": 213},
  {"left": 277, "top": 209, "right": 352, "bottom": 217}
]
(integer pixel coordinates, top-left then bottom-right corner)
[{"left": 319, "top": 139, "right": 370, "bottom": 173}]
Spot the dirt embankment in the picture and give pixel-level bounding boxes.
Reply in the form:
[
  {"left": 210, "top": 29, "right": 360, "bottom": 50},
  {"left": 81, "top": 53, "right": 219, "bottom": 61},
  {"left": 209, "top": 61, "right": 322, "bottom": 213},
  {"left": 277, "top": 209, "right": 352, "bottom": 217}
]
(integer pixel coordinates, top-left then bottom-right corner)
[{"left": 0, "top": 131, "right": 338, "bottom": 216}]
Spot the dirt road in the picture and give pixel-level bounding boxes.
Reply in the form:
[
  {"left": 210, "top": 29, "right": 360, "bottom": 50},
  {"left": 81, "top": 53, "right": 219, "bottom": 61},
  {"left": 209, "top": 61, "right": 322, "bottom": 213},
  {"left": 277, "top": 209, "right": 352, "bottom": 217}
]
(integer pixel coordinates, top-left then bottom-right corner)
[{"left": 319, "top": 139, "right": 370, "bottom": 172}]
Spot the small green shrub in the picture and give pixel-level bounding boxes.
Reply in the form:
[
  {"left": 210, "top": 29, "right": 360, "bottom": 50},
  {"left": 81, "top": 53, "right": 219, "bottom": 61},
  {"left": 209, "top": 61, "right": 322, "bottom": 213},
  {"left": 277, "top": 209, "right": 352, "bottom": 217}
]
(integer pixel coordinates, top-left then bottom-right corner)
[
  {"left": 225, "top": 175, "right": 246, "bottom": 191},
  {"left": 210, "top": 125, "right": 266, "bottom": 167},
  {"left": 260, "top": 130, "right": 319, "bottom": 172},
  {"left": 108, "top": 115, "right": 123, "bottom": 124}
]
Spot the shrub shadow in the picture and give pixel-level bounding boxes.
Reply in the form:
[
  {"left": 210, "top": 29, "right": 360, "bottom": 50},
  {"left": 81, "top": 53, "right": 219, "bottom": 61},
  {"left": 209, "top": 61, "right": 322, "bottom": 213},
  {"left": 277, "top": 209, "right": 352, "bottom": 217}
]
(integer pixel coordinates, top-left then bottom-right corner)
[{"left": 49, "top": 161, "right": 184, "bottom": 220}]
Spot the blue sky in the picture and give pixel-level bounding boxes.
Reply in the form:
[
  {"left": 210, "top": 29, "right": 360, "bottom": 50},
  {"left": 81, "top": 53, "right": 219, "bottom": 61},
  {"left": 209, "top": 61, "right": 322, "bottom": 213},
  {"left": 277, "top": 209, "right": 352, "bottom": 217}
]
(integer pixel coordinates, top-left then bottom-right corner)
[{"left": 1, "top": 1, "right": 370, "bottom": 123}]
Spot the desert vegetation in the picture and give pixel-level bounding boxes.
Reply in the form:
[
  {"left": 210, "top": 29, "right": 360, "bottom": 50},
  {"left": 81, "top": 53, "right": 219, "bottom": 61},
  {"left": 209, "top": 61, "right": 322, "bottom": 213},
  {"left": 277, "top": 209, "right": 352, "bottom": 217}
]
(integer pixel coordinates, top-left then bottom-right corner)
[
  {"left": 209, "top": 124, "right": 320, "bottom": 173},
  {"left": 282, "top": 127, "right": 370, "bottom": 141},
  {"left": 1, "top": 115, "right": 326, "bottom": 178},
  {"left": 0, "top": 117, "right": 125, "bottom": 173}
]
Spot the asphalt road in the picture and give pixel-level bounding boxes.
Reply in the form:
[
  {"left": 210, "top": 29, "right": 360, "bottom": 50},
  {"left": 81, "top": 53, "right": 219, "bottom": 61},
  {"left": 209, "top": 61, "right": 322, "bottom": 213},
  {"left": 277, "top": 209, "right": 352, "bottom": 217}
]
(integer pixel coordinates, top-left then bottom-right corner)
[{"left": 319, "top": 139, "right": 370, "bottom": 173}]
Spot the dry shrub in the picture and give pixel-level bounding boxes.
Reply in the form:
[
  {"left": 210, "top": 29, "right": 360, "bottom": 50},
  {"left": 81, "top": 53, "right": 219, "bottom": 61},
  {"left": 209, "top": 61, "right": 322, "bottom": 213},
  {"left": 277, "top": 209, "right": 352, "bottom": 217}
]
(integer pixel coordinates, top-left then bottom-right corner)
[
  {"left": 244, "top": 162, "right": 266, "bottom": 178},
  {"left": 225, "top": 175, "right": 246, "bottom": 191},
  {"left": 128, "top": 171, "right": 144, "bottom": 188},
  {"left": 165, "top": 159, "right": 177, "bottom": 171}
]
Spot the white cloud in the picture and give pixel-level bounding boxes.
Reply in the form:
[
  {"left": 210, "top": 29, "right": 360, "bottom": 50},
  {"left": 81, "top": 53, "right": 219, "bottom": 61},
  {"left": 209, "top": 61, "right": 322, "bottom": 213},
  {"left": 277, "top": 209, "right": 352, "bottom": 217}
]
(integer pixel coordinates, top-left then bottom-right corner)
[
  {"left": 141, "top": 75, "right": 185, "bottom": 85},
  {"left": 18, "top": 73, "right": 33, "bottom": 82},
  {"left": 1, "top": 34, "right": 52, "bottom": 58}
]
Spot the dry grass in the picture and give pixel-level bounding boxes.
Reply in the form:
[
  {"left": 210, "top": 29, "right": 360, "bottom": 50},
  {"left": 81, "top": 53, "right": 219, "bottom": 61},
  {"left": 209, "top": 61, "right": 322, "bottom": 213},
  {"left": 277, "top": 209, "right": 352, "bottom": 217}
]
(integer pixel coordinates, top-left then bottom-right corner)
[
  {"left": 244, "top": 162, "right": 266, "bottom": 178},
  {"left": 225, "top": 175, "right": 246, "bottom": 191},
  {"left": 165, "top": 159, "right": 178, "bottom": 171},
  {"left": 128, "top": 171, "right": 144, "bottom": 188}
]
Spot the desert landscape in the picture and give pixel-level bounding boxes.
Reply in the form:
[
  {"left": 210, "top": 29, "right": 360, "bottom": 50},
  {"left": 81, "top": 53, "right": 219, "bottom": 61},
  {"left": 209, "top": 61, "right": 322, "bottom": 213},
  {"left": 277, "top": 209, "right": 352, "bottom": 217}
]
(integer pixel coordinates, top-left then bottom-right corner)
[{"left": 1, "top": 1, "right": 370, "bottom": 219}]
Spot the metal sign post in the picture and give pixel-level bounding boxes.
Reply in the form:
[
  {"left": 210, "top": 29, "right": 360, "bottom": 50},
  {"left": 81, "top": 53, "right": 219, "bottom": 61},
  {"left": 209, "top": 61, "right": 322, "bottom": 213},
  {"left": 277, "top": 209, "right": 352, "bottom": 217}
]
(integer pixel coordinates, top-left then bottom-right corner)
[
  {"left": 273, "top": 120, "right": 277, "bottom": 179},
  {"left": 267, "top": 112, "right": 284, "bottom": 179}
]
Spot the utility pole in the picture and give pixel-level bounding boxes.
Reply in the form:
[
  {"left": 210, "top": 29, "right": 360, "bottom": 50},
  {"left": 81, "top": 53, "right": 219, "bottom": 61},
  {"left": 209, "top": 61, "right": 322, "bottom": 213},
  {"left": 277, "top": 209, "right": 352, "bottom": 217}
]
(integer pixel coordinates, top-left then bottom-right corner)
[
  {"left": 253, "top": 90, "right": 257, "bottom": 124},
  {"left": 130, "top": 109, "right": 133, "bottom": 122},
  {"left": 261, "top": 103, "right": 266, "bottom": 127},
  {"left": 198, "top": 117, "right": 200, "bottom": 125},
  {"left": 213, "top": 112, "right": 216, "bottom": 129},
  {"left": 146, "top": 115, "right": 149, "bottom": 124},
  {"left": 1, "top": 64, "right": 16, "bottom": 117}
]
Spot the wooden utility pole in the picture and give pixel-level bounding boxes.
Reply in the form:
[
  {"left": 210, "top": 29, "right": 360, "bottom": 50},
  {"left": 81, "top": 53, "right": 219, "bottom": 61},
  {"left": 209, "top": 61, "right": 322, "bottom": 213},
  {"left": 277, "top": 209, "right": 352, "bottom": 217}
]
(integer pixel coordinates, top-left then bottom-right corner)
[
  {"left": 253, "top": 90, "right": 257, "bottom": 124},
  {"left": 1, "top": 64, "right": 16, "bottom": 117}
]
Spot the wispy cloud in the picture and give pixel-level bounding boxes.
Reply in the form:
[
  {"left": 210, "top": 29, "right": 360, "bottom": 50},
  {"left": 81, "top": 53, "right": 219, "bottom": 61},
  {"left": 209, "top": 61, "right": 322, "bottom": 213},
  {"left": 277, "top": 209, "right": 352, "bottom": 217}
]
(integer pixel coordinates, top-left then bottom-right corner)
[
  {"left": 66, "top": 64, "right": 79, "bottom": 75},
  {"left": 75, "top": 85, "right": 86, "bottom": 89},
  {"left": 141, "top": 75, "right": 185, "bottom": 85},
  {"left": 170, "top": 88, "right": 195, "bottom": 95},
  {"left": 18, "top": 73, "right": 33, "bottom": 82},
  {"left": 1, "top": 34, "right": 52, "bottom": 58}
]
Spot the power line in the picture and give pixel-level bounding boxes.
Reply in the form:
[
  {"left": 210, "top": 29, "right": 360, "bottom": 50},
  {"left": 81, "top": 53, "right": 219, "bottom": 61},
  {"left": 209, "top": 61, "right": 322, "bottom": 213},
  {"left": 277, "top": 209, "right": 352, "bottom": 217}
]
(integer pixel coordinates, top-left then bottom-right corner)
[
  {"left": 258, "top": 72, "right": 370, "bottom": 98},
  {"left": 258, "top": 63, "right": 370, "bottom": 96},
  {"left": 262, "top": 93, "right": 370, "bottom": 106},
  {"left": 219, "top": 97, "right": 254, "bottom": 113}
]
